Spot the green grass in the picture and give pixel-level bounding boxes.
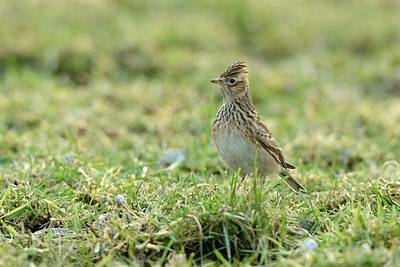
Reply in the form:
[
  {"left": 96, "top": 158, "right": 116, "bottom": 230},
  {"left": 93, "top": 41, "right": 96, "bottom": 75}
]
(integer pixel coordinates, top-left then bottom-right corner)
[{"left": 1, "top": 0, "right": 400, "bottom": 266}]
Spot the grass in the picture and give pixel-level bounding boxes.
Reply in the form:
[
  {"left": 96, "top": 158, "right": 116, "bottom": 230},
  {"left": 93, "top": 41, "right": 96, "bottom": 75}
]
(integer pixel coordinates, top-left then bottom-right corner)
[{"left": 1, "top": 0, "right": 400, "bottom": 266}]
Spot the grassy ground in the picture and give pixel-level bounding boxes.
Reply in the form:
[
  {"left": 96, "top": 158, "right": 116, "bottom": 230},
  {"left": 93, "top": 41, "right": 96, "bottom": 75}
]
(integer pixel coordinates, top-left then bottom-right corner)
[{"left": 1, "top": 0, "right": 400, "bottom": 266}]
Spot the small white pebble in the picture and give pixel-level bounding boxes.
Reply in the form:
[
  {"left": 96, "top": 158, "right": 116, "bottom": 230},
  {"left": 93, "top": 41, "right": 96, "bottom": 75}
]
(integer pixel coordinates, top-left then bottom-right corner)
[
  {"left": 141, "top": 166, "right": 148, "bottom": 178},
  {"left": 50, "top": 228, "right": 67, "bottom": 235},
  {"left": 302, "top": 238, "right": 318, "bottom": 251},
  {"left": 114, "top": 194, "right": 126, "bottom": 205},
  {"left": 157, "top": 149, "right": 186, "bottom": 169},
  {"left": 64, "top": 153, "right": 74, "bottom": 164},
  {"left": 93, "top": 242, "right": 101, "bottom": 253},
  {"left": 98, "top": 214, "right": 108, "bottom": 222}
]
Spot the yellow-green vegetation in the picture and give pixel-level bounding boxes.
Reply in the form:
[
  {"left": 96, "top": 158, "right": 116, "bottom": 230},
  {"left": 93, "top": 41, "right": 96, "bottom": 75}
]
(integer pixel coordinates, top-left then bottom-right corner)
[{"left": 1, "top": 0, "right": 400, "bottom": 266}]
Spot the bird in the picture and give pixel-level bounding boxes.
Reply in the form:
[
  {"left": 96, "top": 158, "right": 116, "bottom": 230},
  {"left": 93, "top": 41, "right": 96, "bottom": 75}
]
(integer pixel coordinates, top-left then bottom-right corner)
[{"left": 210, "top": 61, "right": 306, "bottom": 193}]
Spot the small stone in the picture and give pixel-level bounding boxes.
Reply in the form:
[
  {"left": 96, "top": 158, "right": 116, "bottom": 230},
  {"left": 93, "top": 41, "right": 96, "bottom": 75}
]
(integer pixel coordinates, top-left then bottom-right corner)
[
  {"left": 50, "top": 228, "right": 67, "bottom": 235},
  {"left": 157, "top": 149, "right": 185, "bottom": 169},
  {"left": 302, "top": 238, "right": 318, "bottom": 251},
  {"left": 98, "top": 214, "right": 108, "bottom": 222},
  {"left": 64, "top": 153, "right": 74, "bottom": 164},
  {"left": 94, "top": 242, "right": 101, "bottom": 253},
  {"left": 32, "top": 228, "right": 73, "bottom": 238},
  {"left": 114, "top": 194, "right": 126, "bottom": 205}
]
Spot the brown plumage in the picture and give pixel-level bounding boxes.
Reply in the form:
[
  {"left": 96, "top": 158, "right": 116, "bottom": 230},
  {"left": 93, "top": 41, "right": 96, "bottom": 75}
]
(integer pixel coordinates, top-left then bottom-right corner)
[{"left": 211, "top": 61, "right": 306, "bottom": 193}]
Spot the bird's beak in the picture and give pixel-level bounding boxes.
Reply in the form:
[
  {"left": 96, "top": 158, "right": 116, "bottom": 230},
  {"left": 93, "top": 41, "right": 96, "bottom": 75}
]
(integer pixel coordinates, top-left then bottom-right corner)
[{"left": 210, "top": 79, "right": 220, "bottom": 84}]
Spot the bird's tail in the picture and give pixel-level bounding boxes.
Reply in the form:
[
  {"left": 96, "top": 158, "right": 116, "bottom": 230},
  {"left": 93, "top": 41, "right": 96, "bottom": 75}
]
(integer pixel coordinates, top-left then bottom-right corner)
[{"left": 279, "top": 171, "right": 307, "bottom": 193}]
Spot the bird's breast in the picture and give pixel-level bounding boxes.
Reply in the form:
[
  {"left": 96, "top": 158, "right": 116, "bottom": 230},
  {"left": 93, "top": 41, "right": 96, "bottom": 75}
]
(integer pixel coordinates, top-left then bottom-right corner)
[
  {"left": 213, "top": 124, "right": 258, "bottom": 175},
  {"left": 213, "top": 121, "right": 281, "bottom": 177}
]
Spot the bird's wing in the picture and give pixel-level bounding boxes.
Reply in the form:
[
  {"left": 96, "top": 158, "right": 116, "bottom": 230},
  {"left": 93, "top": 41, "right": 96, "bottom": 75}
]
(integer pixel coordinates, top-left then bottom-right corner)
[{"left": 253, "top": 120, "right": 296, "bottom": 169}]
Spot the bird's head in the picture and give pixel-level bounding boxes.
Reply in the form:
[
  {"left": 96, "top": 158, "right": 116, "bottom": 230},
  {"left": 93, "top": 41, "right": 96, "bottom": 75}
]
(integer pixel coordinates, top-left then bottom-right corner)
[{"left": 210, "top": 61, "right": 249, "bottom": 102}]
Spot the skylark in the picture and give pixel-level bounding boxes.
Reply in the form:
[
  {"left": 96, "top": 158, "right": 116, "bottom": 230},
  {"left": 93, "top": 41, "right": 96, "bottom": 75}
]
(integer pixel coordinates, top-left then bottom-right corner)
[{"left": 211, "top": 61, "right": 306, "bottom": 193}]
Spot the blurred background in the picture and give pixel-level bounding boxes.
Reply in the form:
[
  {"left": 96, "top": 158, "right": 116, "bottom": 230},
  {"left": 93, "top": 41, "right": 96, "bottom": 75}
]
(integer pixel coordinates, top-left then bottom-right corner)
[{"left": 0, "top": 0, "right": 399, "bottom": 175}]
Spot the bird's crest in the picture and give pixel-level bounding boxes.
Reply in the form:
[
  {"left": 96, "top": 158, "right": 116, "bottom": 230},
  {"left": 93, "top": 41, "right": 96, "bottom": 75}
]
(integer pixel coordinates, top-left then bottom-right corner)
[{"left": 220, "top": 61, "right": 249, "bottom": 79}]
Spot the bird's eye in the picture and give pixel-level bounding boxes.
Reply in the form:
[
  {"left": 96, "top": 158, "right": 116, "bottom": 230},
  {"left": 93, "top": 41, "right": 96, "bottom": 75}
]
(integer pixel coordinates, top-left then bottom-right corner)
[{"left": 228, "top": 78, "right": 236, "bottom": 85}]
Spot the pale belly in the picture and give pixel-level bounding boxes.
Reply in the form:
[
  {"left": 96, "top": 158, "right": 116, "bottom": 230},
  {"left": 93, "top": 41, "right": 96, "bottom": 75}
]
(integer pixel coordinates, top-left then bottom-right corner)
[{"left": 214, "top": 128, "right": 280, "bottom": 177}]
